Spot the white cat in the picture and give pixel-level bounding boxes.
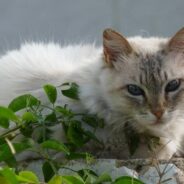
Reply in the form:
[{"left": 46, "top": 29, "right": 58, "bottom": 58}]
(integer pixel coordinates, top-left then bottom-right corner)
[{"left": 0, "top": 27, "right": 184, "bottom": 159}]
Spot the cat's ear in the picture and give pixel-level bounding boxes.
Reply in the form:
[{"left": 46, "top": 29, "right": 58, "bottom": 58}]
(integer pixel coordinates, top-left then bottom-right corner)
[
  {"left": 168, "top": 27, "right": 184, "bottom": 52},
  {"left": 103, "top": 29, "right": 133, "bottom": 66}
]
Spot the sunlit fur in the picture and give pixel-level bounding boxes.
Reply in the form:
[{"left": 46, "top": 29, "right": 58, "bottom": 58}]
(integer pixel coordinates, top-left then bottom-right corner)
[{"left": 0, "top": 30, "right": 184, "bottom": 159}]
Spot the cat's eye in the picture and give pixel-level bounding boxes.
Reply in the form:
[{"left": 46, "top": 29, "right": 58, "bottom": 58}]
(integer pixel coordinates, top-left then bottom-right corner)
[
  {"left": 165, "top": 79, "right": 181, "bottom": 93},
  {"left": 127, "top": 84, "right": 144, "bottom": 96}
]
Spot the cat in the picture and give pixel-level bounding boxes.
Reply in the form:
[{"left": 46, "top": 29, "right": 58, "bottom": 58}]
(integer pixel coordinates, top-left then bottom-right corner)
[{"left": 0, "top": 27, "right": 184, "bottom": 160}]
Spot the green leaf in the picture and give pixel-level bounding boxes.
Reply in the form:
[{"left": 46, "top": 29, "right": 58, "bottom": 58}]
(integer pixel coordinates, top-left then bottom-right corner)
[
  {"left": 61, "top": 83, "right": 79, "bottom": 100},
  {"left": 0, "top": 117, "right": 9, "bottom": 129},
  {"left": 43, "top": 84, "right": 57, "bottom": 104},
  {"left": 66, "top": 152, "right": 92, "bottom": 160},
  {"left": 0, "top": 144, "right": 16, "bottom": 167},
  {"left": 8, "top": 94, "right": 40, "bottom": 112},
  {"left": 0, "top": 167, "right": 19, "bottom": 184},
  {"left": 93, "top": 173, "right": 112, "bottom": 184},
  {"left": 82, "top": 115, "right": 98, "bottom": 128},
  {"left": 48, "top": 175, "right": 62, "bottom": 184},
  {"left": 0, "top": 107, "right": 19, "bottom": 126},
  {"left": 55, "top": 106, "right": 73, "bottom": 117},
  {"left": 18, "top": 171, "right": 39, "bottom": 184},
  {"left": 114, "top": 176, "right": 144, "bottom": 184},
  {"left": 124, "top": 123, "right": 140, "bottom": 156},
  {"left": 82, "top": 115, "right": 105, "bottom": 129},
  {"left": 42, "top": 161, "right": 56, "bottom": 182},
  {"left": 20, "top": 123, "right": 34, "bottom": 137},
  {"left": 14, "top": 142, "right": 33, "bottom": 153},
  {"left": 67, "top": 121, "right": 86, "bottom": 147},
  {"left": 83, "top": 173, "right": 97, "bottom": 184},
  {"left": 0, "top": 176, "right": 11, "bottom": 184},
  {"left": 0, "top": 141, "right": 32, "bottom": 166},
  {"left": 22, "top": 112, "right": 37, "bottom": 122},
  {"left": 83, "top": 130, "right": 102, "bottom": 144},
  {"left": 0, "top": 138, "right": 6, "bottom": 145},
  {"left": 62, "top": 175, "right": 84, "bottom": 184},
  {"left": 20, "top": 112, "right": 37, "bottom": 137},
  {"left": 33, "top": 127, "right": 52, "bottom": 143},
  {"left": 16, "top": 175, "right": 36, "bottom": 183},
  {"left": 45, "top": 112, "right": 57, "bottom": 124},
  {"left": 41, "top": 139, "right": 70, "bottom": 155},
  {"left": 78, "top": 169, "right": 98, "bottom": 181}
]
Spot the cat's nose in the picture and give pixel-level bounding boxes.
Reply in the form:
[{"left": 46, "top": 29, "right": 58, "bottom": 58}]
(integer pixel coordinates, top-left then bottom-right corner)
[{"left": 151, "top": 109, "right": 164, "bottom": 119}]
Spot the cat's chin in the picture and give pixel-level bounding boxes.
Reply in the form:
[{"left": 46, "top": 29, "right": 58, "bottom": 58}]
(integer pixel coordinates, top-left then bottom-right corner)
[
  {"left": 151, "top": 119, "right": 165, "bottom": 126},
  {"left": 138, "top": 119, "right": 168, "bottom": 129}
]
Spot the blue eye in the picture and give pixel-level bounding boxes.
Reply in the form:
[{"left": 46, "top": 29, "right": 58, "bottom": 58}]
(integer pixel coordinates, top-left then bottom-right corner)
[
  {"left": 165, "top": 79, "right": 181, "bottom": 92},
  {"left": 127, "top": 85, "right": 144, "bottom": 96}
]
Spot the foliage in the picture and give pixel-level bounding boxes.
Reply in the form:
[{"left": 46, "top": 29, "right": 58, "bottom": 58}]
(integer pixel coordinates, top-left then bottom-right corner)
[
  {"left": 124, "top": 123, "right": 160, "bottom": 156},
  {"left": 0, "top": 83, "right": 144, "bottom": 184}
]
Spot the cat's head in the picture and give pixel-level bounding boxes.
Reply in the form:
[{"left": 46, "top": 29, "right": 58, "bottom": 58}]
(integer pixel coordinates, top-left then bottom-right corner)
[{"left": 101, "top": 27, "right": 184, "bottom": 133}]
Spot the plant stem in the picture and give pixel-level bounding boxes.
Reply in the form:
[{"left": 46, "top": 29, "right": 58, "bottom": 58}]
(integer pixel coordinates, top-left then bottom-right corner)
[
  {"left": 59, "top": 166, "right": 77, "bottom": 173},
  {"left": 40, "top": 104, "right": 54, "bottom": 111},
  {"left": 0, "top": 125, "right": 21, "bottom": 138}
]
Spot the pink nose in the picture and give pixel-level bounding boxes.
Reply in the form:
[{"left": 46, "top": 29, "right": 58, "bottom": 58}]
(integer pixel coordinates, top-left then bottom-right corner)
[{"left": 151, "top": 110, "right": 164, "bottom": 119}]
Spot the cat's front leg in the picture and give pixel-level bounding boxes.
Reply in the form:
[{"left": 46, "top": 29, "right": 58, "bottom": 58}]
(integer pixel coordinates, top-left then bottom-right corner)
[{"left": 156, "top": 137, "right": 177, "bottom": 159}]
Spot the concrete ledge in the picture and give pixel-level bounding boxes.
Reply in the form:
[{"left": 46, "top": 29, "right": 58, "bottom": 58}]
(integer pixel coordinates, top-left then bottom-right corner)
[{"left": 22, "top": 158, "right": 184, "bottom": 183}]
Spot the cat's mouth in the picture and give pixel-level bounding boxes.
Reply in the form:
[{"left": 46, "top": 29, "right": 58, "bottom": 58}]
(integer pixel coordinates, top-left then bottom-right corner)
[
  {"left": 151, "top": 118, "right": 166, "bottom": 126},
  {"left": 135, "top": 115, "right": 167, "bottom": 127}
]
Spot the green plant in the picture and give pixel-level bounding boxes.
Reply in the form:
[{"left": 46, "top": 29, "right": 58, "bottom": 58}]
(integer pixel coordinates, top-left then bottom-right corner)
[{"left": 0, "top": 83, "right": 144, "bottom": 184}]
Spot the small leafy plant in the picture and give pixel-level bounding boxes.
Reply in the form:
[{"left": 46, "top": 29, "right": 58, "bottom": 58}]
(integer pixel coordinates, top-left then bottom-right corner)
[{"left": 0, "top": 83, "right": 144, "bottom": 184}]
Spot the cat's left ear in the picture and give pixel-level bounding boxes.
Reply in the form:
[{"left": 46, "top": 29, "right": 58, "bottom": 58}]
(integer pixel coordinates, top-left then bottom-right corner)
[
  {"left": 103, "top": 29, "right": 133, "bottom": 66},
  {"left": 168, "top": 27, "right": 184, "bottom": 52}
]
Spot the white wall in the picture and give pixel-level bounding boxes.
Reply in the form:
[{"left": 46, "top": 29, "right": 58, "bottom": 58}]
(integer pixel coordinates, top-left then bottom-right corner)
[{"left": 0, "top": 0, "right": 183, "bottom": 52}]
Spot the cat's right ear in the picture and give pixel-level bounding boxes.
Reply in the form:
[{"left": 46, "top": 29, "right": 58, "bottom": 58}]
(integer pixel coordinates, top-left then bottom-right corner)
[
  {"left": 103, "top": 29, "right": 133, "bottom": 67},
  {"left": 168, "top": 27, "right": 184, "bottom": 52}
]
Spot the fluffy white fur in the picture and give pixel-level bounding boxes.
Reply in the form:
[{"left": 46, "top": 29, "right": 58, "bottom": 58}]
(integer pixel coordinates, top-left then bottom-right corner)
[{"left": 0, "top": 28, "right": 184, "bottom": 159}]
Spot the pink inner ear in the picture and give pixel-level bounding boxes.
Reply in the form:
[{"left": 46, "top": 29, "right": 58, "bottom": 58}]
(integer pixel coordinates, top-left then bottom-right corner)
[
  {"left": 103, "top": 29, "right": 133, "bottom": 65},
  {"left": 104, "top": 44, "right": 122, "bottom": 62}
]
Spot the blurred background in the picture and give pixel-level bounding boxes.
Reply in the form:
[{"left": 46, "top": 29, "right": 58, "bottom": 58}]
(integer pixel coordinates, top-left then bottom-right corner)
[{"left": 0, "top": 0, "right": 183, "bottom": 52}]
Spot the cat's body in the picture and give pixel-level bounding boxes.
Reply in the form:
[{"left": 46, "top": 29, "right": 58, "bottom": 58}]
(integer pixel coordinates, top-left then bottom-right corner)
[{"left": 0, "top": 28, "right": 184, "bottom": 159}]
